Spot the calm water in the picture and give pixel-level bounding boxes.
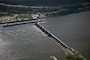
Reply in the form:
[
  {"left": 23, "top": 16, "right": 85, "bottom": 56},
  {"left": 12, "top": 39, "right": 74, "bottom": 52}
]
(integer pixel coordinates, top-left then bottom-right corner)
[
  {"left": 42, "top": 11, "right": 90, "bottom": 60},
  {"left": 0, "top": 24, "right": 64, "bottom": 60}
]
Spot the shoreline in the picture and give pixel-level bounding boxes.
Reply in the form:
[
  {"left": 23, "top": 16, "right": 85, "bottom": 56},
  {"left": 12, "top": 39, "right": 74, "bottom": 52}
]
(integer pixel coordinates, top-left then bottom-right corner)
[
  {"left": 0, "top": 14, "right": 18, "bottom": 22},
  {"left": 0, "top": 11, "right": 90, "bottom": 23}
]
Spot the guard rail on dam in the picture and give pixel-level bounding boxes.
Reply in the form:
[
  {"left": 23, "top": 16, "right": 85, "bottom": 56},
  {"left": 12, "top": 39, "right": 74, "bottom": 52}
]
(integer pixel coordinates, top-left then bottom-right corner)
[{"left": 35, "top": 22, "right": 79, "bottom": 56}]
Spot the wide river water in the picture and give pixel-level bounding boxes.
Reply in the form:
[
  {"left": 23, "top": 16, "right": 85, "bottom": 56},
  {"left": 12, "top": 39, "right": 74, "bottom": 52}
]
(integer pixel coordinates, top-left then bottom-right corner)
[
  {"left": 42, "top": 11, "right": 90, "bottom": 60},
  {"left": 0, "top": 11, "right": 90, "bottom": 60}
]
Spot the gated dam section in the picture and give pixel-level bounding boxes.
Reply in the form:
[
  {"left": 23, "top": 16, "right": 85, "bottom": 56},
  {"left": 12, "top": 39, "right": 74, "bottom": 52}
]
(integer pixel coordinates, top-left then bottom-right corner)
[{"left": 35, "top": 22, "right": 79, "bottom": 56}]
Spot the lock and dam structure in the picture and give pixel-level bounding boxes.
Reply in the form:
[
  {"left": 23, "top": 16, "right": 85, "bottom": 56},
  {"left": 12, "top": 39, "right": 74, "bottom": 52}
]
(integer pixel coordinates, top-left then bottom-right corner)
[{"left": 0, "top": 19, "right": 86, "bottom": 59}]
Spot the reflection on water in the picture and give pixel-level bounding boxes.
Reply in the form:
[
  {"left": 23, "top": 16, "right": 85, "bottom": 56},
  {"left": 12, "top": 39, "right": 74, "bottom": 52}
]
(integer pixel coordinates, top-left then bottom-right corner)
[
  {"left": 42, "top": 11, "right": 90, "bottom": 60},
  {"left": 0, "top": 24, "right": 64, "bottom": 60}
]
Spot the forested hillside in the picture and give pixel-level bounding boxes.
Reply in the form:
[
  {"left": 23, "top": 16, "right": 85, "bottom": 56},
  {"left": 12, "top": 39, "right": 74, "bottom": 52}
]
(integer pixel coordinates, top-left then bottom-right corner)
[{"left": 0, "top": 0, "right": 90, "bottom": 6}]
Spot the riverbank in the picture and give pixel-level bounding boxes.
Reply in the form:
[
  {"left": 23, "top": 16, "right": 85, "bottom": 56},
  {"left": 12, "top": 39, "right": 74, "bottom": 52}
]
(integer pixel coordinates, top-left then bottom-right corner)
[
  {"left": 0, "top": 13, "right": 46, "bottom": 23},
  {"left": 0, "top": 14, "right": 18, "bottom": 23}
]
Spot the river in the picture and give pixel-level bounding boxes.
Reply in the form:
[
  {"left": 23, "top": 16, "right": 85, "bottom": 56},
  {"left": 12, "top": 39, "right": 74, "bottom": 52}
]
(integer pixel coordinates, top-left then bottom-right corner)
[
  {"left": 42, "top": 11, "right": 90, "bottom": 60},
  {"left": 0, "top": 11, "right": 90, "bottom": 60}
]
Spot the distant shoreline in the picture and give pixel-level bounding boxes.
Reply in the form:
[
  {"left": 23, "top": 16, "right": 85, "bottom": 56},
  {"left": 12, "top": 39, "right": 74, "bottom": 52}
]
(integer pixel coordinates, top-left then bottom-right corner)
[
  {"left": 0, "top": 11, "right": 90, "bottom": 22},
  {"left": 0, "top": 2, "right": 90, "bottom": 21},
  {"left": 0, "top": 3, "right": 48, "bottom": 9}
]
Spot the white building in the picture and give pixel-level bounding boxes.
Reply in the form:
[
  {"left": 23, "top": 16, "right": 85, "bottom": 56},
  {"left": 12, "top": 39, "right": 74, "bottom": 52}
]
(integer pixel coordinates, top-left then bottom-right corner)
[{"left": 31, "top": 14, "right": 39, "bottom": 19}]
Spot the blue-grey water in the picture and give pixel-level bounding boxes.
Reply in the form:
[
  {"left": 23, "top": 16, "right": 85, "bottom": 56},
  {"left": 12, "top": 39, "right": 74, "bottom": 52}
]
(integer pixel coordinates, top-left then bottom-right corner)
[
  {"left": 0, "top": 24, "right": 64, "bottom": 60},
  {"left": 42, "top": 11, "right": 90, "bottom": 60},
  {"left": 0, "top": 11, "right": 90, "bottom": 60}
]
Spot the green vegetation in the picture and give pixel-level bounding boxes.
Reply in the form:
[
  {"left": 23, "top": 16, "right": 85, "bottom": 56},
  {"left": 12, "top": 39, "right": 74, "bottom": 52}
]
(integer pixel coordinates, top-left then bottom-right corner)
[
  {"left": 16, "top": 14, "right": 32, "bottom": 19},
  {"left": 63, "top": 54, "right": 84, "bottom": 60}
]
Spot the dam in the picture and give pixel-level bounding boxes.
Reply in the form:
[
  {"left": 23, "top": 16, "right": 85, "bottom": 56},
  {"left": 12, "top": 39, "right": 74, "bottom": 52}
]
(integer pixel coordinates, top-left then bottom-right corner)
[
  {"left": 0, "top": 13, "right": 88, "bottom": 60},
  {"left": 35, "top": 22, "right": 79, "bottom": 55},
  {"left": 0, "top": 20, "right": 80, "bottom": 56}
]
